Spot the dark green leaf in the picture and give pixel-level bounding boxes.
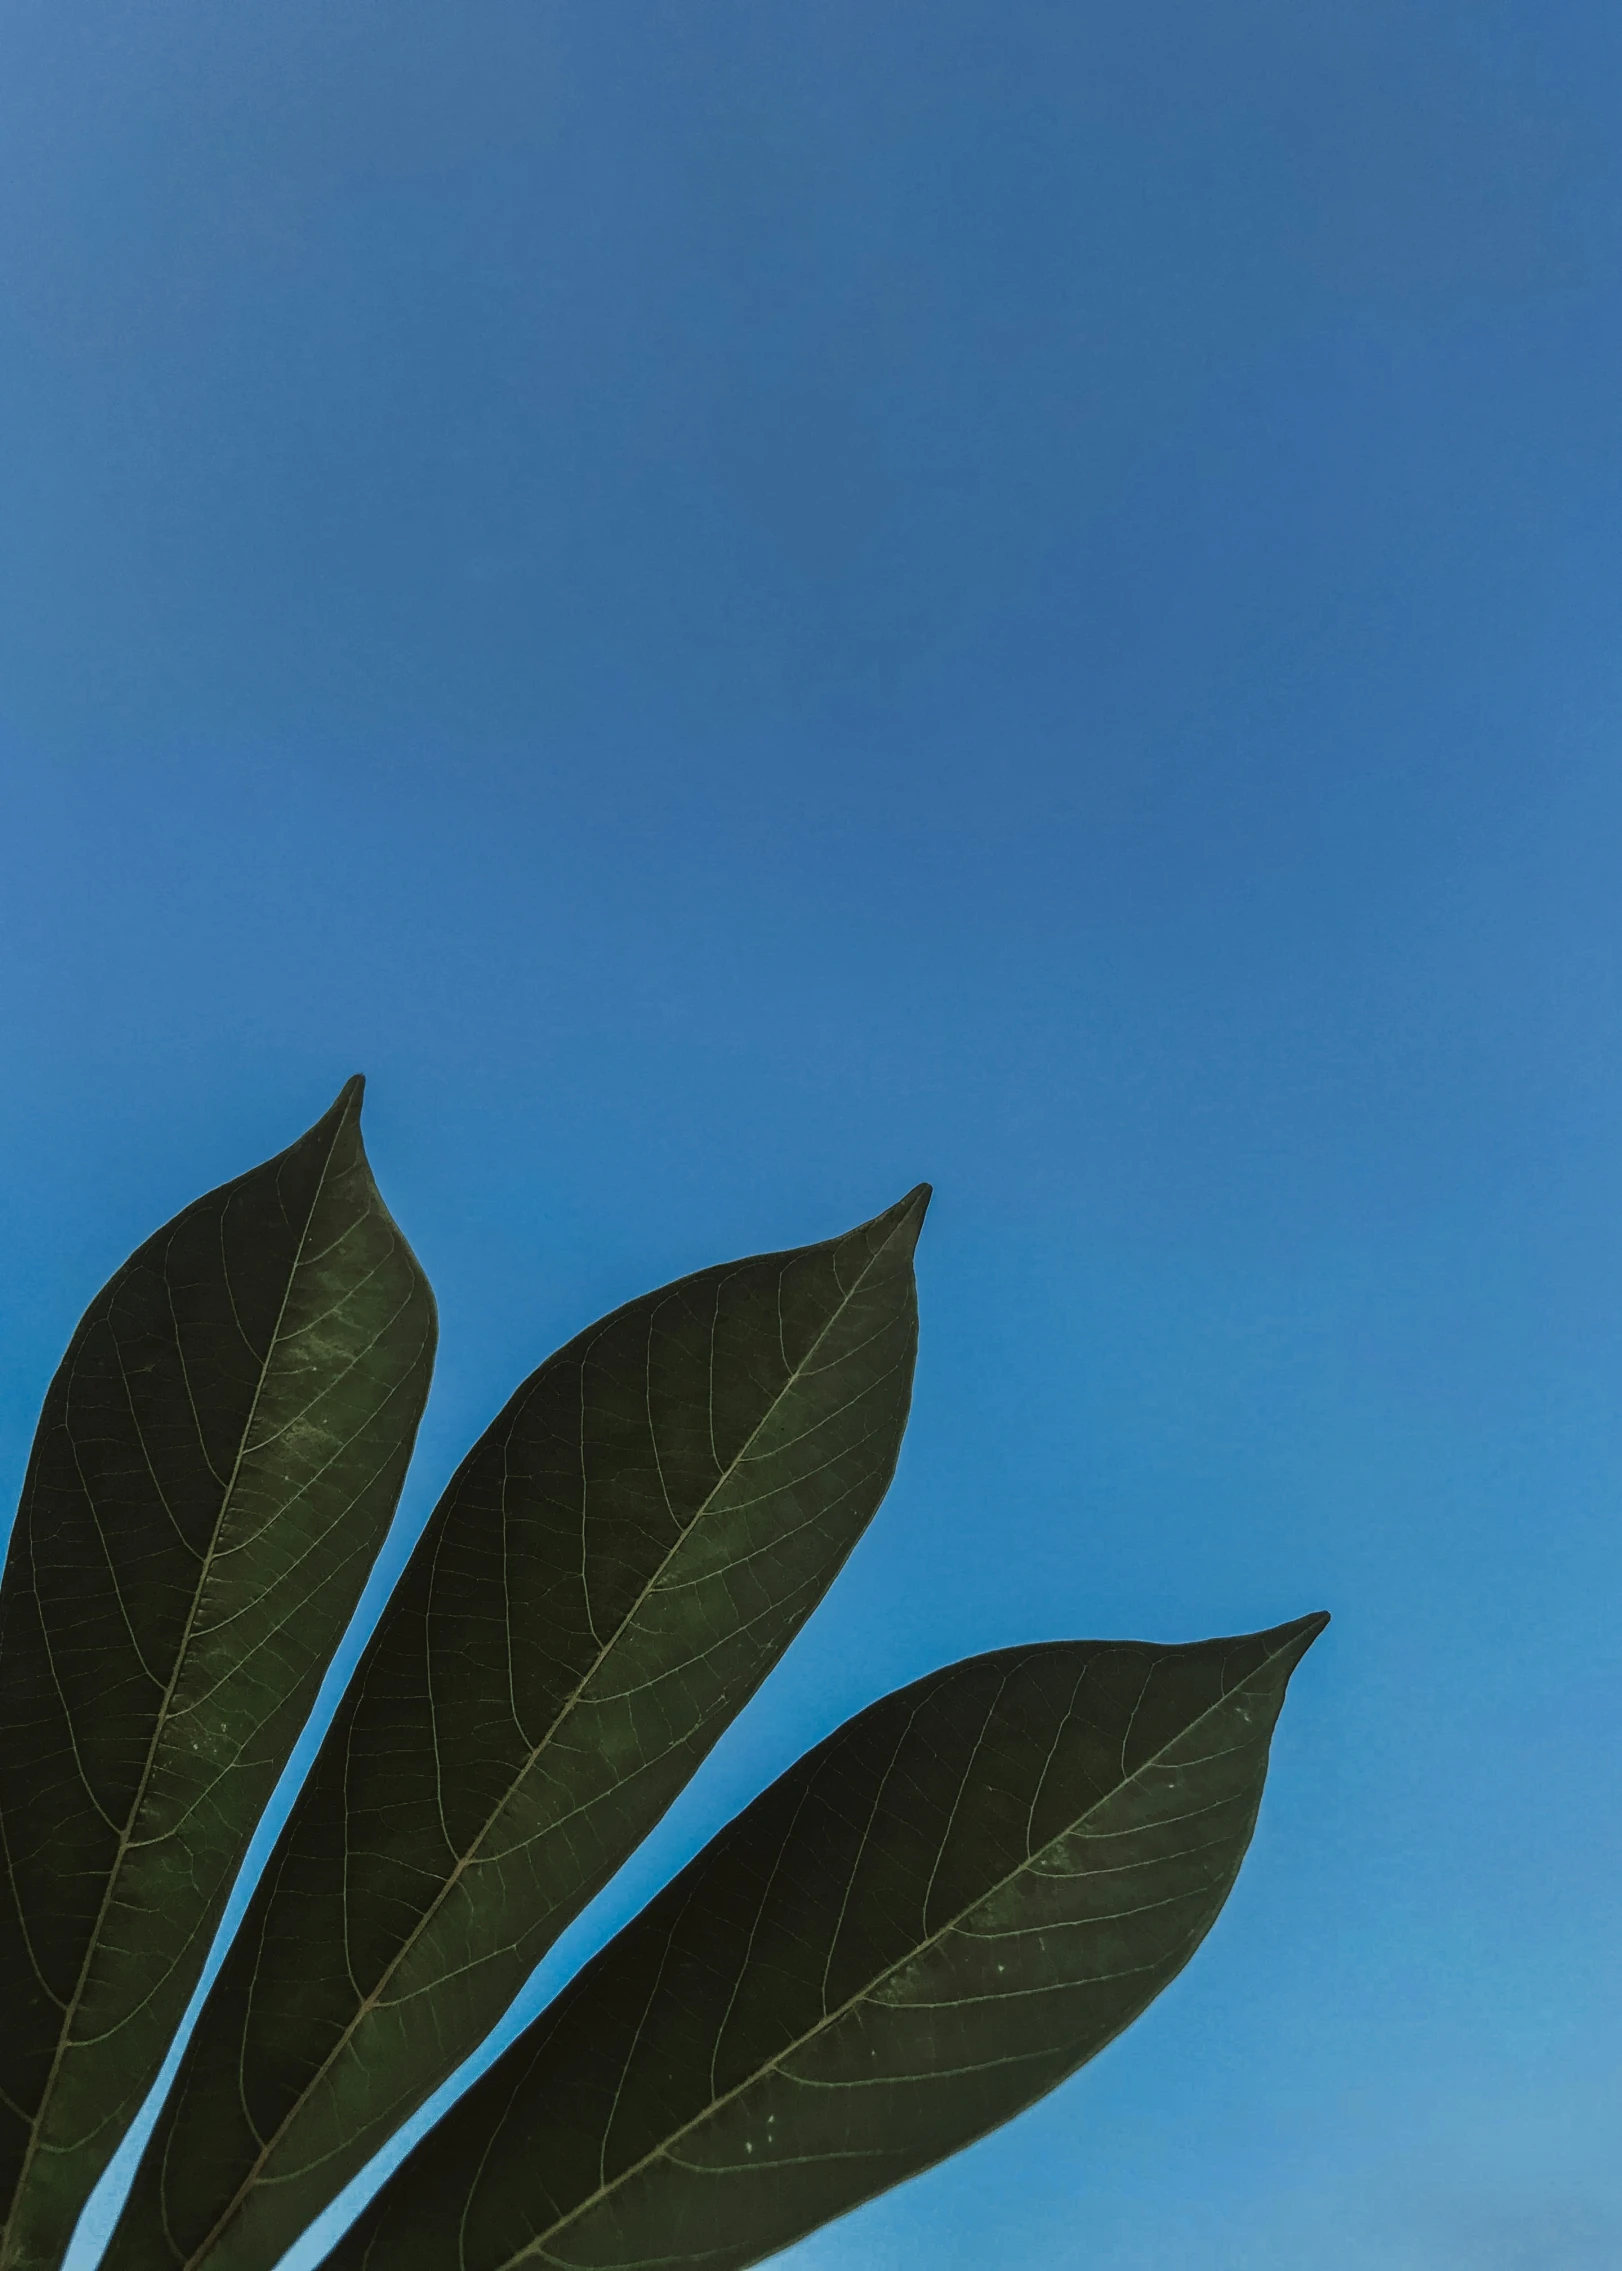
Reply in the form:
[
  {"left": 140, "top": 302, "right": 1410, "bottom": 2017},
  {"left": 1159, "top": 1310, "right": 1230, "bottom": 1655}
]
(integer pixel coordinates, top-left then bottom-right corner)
[
  {"left": 0, "top": 1081, "right": 435, "bottom": 2271},
  {"left": 326, "top": 1614, "right": 1326, "bottom": 2271},
  {"left": 104, "top": 1188, "right": 929, "bottom": 2271}
]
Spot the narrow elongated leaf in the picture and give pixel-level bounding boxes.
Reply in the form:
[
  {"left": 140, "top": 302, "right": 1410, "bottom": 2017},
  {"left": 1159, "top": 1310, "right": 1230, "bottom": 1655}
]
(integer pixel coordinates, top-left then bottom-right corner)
[
  {"left": 0, "top": 1081, "right": 435, "bottom": 2271},
  {"left": 327, "top": 1614, "right": 1326, "bottom": 2271},
  {"left": 104, "top": 1188, "right": 929, "bottom": 2271}
]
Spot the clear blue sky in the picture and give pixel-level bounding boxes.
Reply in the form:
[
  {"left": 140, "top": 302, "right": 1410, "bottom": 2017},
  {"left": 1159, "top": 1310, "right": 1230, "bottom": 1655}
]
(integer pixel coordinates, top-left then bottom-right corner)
[{"left": 3, "top": 5, "right": 1621, "bottom": 2267}]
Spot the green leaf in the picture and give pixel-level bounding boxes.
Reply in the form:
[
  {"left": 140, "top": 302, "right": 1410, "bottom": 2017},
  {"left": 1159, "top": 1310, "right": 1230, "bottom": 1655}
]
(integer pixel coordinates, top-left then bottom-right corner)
[
  {"left": 0, "top": 1081, "right": 435, "bottom": 2271},
  {"left": 103, "top": 1187, "right": 929, "bottom": 2271},
  {"left": 325, "top": 1614, "right": 1326, "bottom": 2271}
]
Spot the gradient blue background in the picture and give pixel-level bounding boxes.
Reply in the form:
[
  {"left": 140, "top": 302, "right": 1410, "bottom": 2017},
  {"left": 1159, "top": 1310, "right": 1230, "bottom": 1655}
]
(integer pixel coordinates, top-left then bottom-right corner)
[{"left": 3, "top": 4, "right": 1620, "bottom": 2266}]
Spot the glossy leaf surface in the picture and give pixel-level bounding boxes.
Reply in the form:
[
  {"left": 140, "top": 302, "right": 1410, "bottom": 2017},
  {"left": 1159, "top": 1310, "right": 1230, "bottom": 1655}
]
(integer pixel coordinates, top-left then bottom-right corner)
[
  {"left": 0, "top": 1083, "right": 436, "bottom": 2271},
  {"left": 105, "top": 1188, "right": 929, "bottom": 2271},
  {"left": 329, "top": 1615, "right": 1325, "bottom": 2271}
]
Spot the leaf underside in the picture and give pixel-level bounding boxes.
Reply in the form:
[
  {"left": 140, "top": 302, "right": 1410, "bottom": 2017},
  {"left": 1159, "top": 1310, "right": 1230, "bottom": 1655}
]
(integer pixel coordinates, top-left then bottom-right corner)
[
  {"left": 104, "top": 1187, "right": 929, "bottom": 2271},
  {"left": 326, "top": 1615, "right": 1326, "bottom": 2271},
  {"left": 0, "top": 1082, "right": 436, "bottom": 2271}
]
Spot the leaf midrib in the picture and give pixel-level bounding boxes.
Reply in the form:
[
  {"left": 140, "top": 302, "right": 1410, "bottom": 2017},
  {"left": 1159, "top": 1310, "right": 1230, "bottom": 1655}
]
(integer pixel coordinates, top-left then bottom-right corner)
[
  {"left": 2, "top": 1107, "right": 355, "bottom": 2267},
  {"left": 487, "top": 1630, "right": 1302, "bottom": 2271},
  {"left": 179, "top": 1203, "right": 922, "bottom": 2271}
]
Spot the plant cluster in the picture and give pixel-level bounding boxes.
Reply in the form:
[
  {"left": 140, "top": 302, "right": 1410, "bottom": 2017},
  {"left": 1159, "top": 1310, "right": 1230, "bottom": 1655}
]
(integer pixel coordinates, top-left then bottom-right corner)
[{"left": 0, "top": 1084, "right": 1324, "bottom": 2271}]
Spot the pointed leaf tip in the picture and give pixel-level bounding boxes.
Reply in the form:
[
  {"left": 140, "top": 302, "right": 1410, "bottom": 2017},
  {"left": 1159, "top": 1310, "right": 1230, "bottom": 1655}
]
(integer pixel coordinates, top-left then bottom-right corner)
[
  {"left": 863, "top": 1181, "right": 931, "bottom": 1254},
  {"left": 310, "top": 1076, "right": 366, "bottom": 1145},
  {"left": 306, "top": 1076, "right": 366, "bottom": 1140},
  {"left": 1284, "top": 1608, "right": 1331, "bottom": 1644},
  {"left": 1262, "top": 1609, "right": 1330, "bottom": 1673}
]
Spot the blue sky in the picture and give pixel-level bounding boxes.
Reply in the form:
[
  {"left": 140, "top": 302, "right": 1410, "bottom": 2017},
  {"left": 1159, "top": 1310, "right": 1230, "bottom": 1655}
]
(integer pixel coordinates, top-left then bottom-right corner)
[{"left": 3, "top": 3, "right": 1621, "bottom": 2266}]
